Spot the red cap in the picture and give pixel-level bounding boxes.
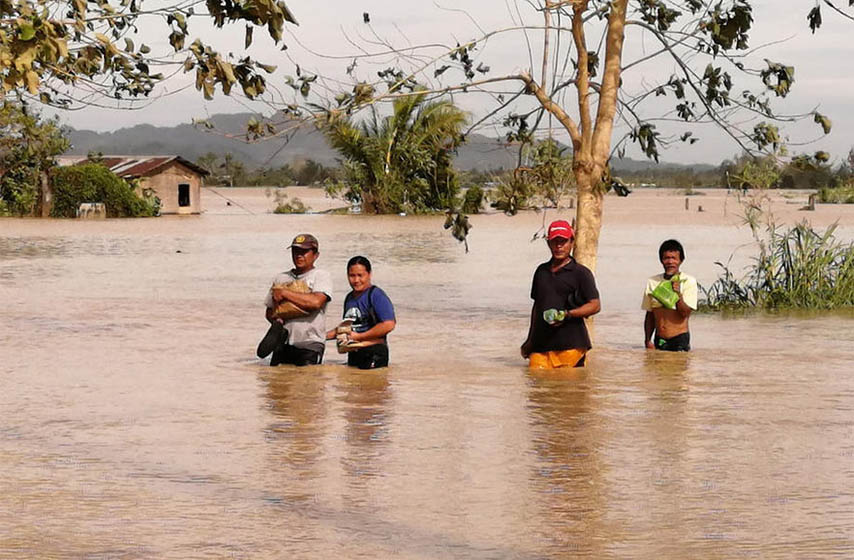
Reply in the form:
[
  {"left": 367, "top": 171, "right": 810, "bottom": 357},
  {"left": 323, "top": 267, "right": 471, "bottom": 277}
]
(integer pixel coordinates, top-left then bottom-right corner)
[{"left": 547, "top": 220, "right": 574, "bottom": 241}]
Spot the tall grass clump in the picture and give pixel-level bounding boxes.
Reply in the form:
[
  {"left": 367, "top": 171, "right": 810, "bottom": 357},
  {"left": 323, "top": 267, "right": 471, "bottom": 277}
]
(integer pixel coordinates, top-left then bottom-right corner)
[
  {"left": 817, "top": 185, "right": 854, "bottom": 204},
  {"left": 701, "top": 221, "right": 854, "bottom": 310}
]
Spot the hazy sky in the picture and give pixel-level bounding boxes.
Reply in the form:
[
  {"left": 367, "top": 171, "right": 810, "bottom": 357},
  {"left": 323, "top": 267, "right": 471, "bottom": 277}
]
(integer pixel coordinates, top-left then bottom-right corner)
[{"left": 53, "top": 1, "right": 854, "bottom": 165}]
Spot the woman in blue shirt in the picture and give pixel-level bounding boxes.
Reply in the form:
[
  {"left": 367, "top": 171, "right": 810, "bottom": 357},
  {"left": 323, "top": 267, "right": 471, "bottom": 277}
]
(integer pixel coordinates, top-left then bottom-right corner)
[{"left": 330, "top": 256, "right": 396, "bottom": 369}]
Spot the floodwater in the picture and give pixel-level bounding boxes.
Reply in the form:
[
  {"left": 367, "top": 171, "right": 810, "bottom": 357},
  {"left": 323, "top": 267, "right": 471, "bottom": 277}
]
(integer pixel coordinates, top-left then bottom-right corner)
[{"left": 2, "top": 206, "right": 853, "bottom": 558}]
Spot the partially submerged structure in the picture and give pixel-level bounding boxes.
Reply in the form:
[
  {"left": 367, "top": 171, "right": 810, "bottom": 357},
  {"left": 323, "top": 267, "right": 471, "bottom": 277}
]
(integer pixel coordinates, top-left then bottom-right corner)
[{"left": 57, "top": 155, "right": 209, "bottom": 214}]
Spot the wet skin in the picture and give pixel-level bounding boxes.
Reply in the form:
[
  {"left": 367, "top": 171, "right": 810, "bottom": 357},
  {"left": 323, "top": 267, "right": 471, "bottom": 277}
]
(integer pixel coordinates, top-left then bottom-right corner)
[{"left": 645, "top": 249, "right": 691, "bottom": 347}]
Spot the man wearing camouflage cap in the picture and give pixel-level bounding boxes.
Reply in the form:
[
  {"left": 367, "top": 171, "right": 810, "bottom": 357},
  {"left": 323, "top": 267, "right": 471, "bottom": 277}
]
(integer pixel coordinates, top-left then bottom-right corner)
[{"left": 262, "top": 233, "right": 333, "bottom": 366}]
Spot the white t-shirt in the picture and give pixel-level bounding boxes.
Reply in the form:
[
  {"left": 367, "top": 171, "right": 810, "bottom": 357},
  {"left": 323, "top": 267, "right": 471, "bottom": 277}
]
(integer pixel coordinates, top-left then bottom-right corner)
[
  {"left": 641, "top": 272, "right": 698, "bottom": 311},
  {"left": 264, "top": 267, "right": 333, "bottom": 349}
]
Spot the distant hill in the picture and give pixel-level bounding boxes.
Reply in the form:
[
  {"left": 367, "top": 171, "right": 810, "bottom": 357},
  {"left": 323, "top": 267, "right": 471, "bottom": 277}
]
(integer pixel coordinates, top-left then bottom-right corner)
[{"left": 65, "top": 112, "right": 715, "bottom": 173}]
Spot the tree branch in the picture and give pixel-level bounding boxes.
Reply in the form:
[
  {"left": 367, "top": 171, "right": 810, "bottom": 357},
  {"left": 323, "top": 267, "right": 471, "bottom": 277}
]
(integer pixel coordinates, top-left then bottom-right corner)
[
  {"left": 520, "top": 70, "right": 583, "bottom": 151},
  {"left": 823, "top": 0, "right": 854, "bottom": 22}
]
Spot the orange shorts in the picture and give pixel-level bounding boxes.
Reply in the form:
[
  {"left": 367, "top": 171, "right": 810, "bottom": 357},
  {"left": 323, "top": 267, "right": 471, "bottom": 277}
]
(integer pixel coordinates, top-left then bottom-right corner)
[{"left": 529, "top": 349, "right": 587, "bottom": 369}]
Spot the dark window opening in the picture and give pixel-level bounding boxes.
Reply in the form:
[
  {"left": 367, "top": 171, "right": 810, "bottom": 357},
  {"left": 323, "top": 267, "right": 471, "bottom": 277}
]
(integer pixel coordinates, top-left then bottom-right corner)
[{"left": 178, "top": 184, "right": 191, "bottom": 207}]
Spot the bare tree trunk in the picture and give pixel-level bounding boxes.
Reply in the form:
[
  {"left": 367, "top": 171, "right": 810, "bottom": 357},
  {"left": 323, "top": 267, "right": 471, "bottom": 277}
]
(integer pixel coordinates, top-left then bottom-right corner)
[
  {"left": 572, "top": 0, "right": 628, "bottom": 274},
  {"left": 573, "top": 165, "right": 604, "bottom": 272},
  {"left": 39, "top": 170, "right": 52, "bottom": 217}
]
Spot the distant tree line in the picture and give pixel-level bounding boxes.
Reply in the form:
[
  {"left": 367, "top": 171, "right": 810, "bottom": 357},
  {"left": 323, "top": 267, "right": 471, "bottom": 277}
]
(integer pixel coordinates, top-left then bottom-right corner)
[
  {"left": 194, "top": 152, "right": 338, "bottom": 188},
  {"left": 610, "top": 151, "right": 854, "bottom": 193},
  {"left": 192, "top": 143, "right": 854, "bottom": 211}
]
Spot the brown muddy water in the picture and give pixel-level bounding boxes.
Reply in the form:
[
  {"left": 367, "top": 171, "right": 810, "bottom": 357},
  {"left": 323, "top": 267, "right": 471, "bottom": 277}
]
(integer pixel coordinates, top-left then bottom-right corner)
[{"left": 1, "top": 210, "right": 853, "bottom": 559}]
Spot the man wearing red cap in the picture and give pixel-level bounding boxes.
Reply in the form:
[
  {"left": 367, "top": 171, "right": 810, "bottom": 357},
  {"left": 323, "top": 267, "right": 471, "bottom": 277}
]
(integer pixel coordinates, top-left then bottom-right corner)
[{"left": 521, "top": 220, "right": 601, "bottom": 368}]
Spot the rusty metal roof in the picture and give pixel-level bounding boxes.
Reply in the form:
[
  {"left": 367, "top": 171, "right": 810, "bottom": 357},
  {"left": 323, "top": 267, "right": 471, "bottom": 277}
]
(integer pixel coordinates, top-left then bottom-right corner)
[{"left": 60, "top": 155, "right": 210, "bottom": 178}]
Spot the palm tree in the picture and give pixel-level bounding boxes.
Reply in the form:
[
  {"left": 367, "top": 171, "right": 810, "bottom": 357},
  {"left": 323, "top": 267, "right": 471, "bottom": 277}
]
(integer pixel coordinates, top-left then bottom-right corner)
[{"left": 324, "top": 91, "right": 468, "bottom": 214}]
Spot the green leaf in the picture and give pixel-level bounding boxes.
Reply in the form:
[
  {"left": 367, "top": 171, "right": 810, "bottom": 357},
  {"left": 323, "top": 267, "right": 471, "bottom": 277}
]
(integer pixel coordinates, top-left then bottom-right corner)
[
  {"left": 139, "top": 44, "right": 151, "bottom": 54},
  {"left": 761, "top": 60, "right": 795, "bottom": 98},
  {"left": 813, "top": 112, "right": 832, "bottom": 134},
  {"left": 752, "top": 122, "right": 781, "bottom": 151},
  {"left": 434, "top": 65, "right": 451, "bottom": 77},
  {"left": 124, "top": 38, "right": 134, "bottom": 53},
  {"left": 257, "top": 63, "right": 277, "bottom": 74},
  {"left": 335, "top": 92, "right": 350, "bottom": 106},
  {"left": 19, "top": 24, "right": 36, "bottom": 41},
  {"left": 245, "top": 25, "right": 253, "bottom": 49},
  {"left": 807, "top": 6, "right": 822, "bottom": 33},
  {"left": 169, "top": 31, "right": 185, "bottom": 52},
  {"left": 174, "top": 13, "right": 187, "bottom": 33}
]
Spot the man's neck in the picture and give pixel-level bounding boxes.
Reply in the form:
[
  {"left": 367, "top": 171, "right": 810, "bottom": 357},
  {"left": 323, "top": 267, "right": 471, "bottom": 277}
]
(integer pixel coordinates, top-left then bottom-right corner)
[
  {"left": 293, "top": 265, "right": 314, "bottom": 275},
  {"left": 550, "top": 256, "right": 572, "bottom": 271}
]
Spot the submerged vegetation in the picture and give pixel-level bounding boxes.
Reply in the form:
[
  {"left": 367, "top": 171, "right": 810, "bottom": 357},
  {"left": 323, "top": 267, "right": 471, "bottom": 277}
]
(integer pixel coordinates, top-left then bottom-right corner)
[
  {"left": 700, "top": 222, "right": 854, "bottom": 311},
  {"left": 702, "top": 150, "right": 854, "bottom": 312},
  {"left": 51, "top": 164, "right": 159, "bottom": 218},
  {"left": 270, "top": 189, "right": 309, "bottom": 214},
  {"left": 817, "top": 185, "right": 854, "bottom": 204}
]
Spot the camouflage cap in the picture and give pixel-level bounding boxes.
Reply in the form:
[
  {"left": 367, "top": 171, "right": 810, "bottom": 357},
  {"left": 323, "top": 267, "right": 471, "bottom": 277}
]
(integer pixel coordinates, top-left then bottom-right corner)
[{"left": 288, "top": 233, "right": 319, "bottom": 250}]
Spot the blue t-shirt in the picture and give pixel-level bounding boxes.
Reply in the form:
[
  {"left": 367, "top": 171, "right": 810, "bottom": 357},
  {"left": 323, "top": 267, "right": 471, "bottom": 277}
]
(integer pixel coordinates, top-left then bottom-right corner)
[{"left": 343, "top": 286, "right": 395, "bottom": 339}]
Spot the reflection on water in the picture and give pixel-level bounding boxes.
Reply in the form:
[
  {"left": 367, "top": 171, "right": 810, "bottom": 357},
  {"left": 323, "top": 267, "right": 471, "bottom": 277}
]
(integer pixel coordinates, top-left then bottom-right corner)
[
  {"left": 336, "top": 371, "right": 392, "bottom": 481},
  {"left": 2, "top": 213, "right": 853, "bottom": 558},
  {"left": 526, "top": 370, "right": 603, "bottom": 556},
  {"left": 265, "top": 370, "right": 329, "bottom": 471}
]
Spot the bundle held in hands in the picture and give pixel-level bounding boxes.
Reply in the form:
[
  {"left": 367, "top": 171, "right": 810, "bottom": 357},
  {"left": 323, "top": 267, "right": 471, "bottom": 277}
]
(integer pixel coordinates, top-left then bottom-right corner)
[
  {"left": 272, "top": 280, "right": 311, "bottom": 319},
  {"left": 334, "top": 320, "right": 370, "bottom": 353},
  {"left": 651, "top": 275, "right": 680, "bottom": 310}
]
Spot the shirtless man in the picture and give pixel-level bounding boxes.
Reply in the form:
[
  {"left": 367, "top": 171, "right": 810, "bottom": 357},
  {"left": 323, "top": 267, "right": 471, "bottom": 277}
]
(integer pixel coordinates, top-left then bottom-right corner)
[{"left": 642, "top": 239, "right": 698, "bottom": 352}]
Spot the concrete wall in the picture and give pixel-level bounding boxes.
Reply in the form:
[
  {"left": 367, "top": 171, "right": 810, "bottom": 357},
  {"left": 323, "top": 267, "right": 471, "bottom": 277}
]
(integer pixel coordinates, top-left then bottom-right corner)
[{"left": 139, "top": 163, "right": 203, "bottom": 214}]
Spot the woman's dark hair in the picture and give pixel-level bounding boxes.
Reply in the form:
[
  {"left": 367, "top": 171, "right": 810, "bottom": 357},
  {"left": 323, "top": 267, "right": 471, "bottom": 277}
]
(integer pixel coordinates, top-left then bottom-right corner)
[
  {"left": 659, "top": 239, "right": 685, "bottom": 262},
  {"left": 347, "top": 255, "right": 372, "bottom": 273}
]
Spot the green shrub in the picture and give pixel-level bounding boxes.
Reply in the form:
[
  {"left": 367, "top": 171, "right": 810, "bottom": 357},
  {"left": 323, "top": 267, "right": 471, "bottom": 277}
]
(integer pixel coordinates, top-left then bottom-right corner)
[
  {"left": 700, "top": 222, "right": 854, "bottom": 310},
  {"left": 51, "top": 164, "right": 158, "bottom": 218},
  {"left": 0, "top": 166, "right": 39, "bottom": 215},
  {"left": 461, "top": 185, "right": 485, "bottom": 214},
  {"left": 273, "top": 194, "right": 309, "bottom": 214},
  {"left": 490, "top": 174, "right": 531, "bottom": 215},
  {"left": 817, "top": 186, "right": 854, "bottom": 204}
]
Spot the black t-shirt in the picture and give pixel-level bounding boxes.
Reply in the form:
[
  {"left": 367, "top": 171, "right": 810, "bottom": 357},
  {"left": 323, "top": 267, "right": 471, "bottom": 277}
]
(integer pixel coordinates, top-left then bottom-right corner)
[{"left": 529, "top": 258, "right": 600, "bottom": 352}]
